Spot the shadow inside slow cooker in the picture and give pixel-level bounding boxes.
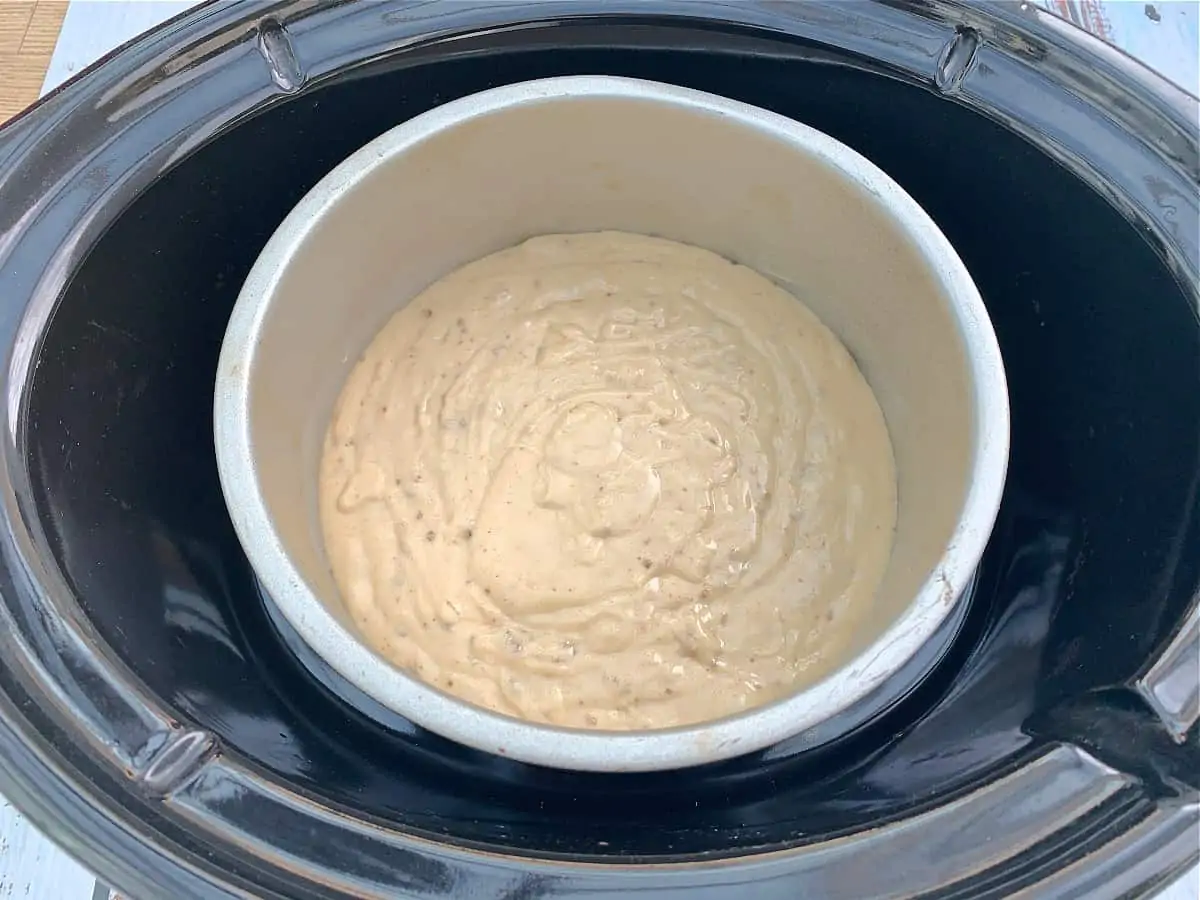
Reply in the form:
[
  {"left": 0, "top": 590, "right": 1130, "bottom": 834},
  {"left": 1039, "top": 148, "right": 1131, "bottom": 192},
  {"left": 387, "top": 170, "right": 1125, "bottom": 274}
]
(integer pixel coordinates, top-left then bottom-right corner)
[{"left": 24, "top": 23, "right": 1200, "bottom": 858}]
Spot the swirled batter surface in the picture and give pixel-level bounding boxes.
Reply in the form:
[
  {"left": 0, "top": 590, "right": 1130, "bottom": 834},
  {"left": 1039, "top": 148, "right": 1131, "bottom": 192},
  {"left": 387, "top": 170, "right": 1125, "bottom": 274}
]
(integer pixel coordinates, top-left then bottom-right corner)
[{"left": 319, "top": 232, "right": 896, "bottom": 730}]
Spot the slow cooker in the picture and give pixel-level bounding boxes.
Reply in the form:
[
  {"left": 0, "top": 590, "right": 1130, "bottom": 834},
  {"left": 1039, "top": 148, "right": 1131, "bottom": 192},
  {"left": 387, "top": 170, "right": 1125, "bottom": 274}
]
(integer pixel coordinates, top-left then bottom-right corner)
[{"left": 0, "top": 2, "right": 1195, "bottom": 898}]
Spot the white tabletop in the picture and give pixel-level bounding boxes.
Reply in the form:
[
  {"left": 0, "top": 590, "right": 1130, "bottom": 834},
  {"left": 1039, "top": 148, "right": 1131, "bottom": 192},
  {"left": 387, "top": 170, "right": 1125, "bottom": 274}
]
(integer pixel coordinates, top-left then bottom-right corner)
[{"left": 1, "top": 2, "right": 1197, "bottom": 898}]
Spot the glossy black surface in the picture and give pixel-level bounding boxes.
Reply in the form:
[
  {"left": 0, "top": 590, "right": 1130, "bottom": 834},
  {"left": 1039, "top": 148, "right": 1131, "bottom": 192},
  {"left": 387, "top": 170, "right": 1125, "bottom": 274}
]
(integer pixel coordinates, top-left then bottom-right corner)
[{"left": 0, "top": 2, "right": 1197, "bottom": 898}]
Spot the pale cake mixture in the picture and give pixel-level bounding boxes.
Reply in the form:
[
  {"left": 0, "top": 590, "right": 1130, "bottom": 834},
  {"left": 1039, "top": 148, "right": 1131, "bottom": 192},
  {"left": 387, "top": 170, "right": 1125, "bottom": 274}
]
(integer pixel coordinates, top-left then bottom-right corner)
[{"left": 319, "top": 232, "right": 897, "bottom": 730}]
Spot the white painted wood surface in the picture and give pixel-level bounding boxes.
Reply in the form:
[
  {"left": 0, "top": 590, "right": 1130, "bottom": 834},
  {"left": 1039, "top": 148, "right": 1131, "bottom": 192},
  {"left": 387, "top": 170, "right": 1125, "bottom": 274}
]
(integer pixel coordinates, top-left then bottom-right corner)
[
  {"left": 0, "top": 794, "right": 99, "bottom": 899},
  {"left": 0, "top": 1, "right": 1195, "bottom": 898},
  {"left": 40, "top": 0, "right": 195, "bottom": 96}
]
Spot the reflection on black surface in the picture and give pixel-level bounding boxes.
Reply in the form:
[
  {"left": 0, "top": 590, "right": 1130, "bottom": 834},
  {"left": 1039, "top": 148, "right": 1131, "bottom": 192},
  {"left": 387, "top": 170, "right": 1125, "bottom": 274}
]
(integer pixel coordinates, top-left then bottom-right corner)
[
  {"left": 24, "top": 27, "right": 1200, "bottom": 858},
  {"left": 864, "top": 494, "right": 1073, "bottom": 798},
  {"left": 1028, "top": 689, "right": 1200, "bottom": 797},
  {"left": 178, "top": 764, "right": 462, "bottom": 896}
]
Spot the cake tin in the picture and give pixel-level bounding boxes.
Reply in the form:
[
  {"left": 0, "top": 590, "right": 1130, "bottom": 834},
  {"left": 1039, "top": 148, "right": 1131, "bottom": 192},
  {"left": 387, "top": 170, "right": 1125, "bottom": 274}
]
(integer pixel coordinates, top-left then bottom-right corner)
[{"left": 213, "top": 74, "right": 1009, "bottom": 772}]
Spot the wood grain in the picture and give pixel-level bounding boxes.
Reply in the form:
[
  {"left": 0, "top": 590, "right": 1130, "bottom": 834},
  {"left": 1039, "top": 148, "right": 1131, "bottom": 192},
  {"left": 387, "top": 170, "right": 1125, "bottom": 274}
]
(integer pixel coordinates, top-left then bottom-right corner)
[{"left": 0, "top": 0, "right": 67, "bottom": 122}]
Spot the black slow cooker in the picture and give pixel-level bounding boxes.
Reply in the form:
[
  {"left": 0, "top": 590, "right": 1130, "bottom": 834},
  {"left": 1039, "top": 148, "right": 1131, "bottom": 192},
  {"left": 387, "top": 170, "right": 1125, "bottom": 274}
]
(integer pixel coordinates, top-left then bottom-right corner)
[{"left": 0, "top": 2, "right": 1196, "bottom": 898}]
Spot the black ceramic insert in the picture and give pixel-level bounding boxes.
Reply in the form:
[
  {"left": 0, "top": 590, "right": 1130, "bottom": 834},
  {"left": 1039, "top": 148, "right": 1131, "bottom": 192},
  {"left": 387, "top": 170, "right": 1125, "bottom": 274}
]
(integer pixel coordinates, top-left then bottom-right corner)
[{"left": 0, "top": 2, "right": 1196, "bottom": 899}]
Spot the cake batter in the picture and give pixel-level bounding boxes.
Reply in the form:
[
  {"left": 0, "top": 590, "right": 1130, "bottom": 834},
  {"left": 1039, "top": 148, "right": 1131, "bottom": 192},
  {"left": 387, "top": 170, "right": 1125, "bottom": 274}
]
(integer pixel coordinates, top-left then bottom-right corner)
[{"left": 319, "top": 232, "right": 896, "bottom": 730}]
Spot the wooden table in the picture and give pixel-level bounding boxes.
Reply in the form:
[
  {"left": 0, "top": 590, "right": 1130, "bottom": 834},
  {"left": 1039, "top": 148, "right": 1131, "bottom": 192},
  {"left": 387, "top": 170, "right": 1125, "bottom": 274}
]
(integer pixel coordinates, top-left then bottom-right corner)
[
  {"left": 0, "top": 2, "right": 1196, "bottom": 898},
  {"left": 0, "top": 1, "right": 65, "bottom": 121}
]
